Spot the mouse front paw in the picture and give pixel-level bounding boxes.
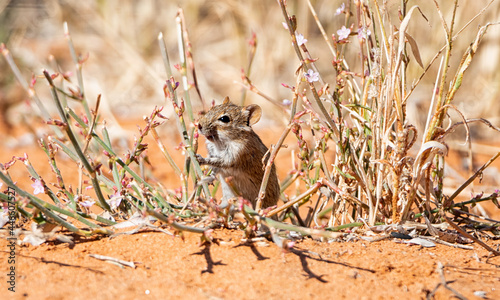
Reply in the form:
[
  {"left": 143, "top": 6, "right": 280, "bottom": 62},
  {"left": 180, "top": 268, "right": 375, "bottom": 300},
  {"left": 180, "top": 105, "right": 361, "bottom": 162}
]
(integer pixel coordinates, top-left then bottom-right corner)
[{"left": 195, "top": 154, "right": 207, "bottom": 165}]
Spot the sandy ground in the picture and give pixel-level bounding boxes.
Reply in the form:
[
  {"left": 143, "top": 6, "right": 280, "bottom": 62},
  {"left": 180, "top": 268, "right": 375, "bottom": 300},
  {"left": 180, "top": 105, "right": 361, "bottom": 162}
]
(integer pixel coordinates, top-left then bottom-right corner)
[
  {"left": 1, "top": 229, "right": 499, "bottom": 300},
  {"left": 1, "top": 124, "right": 499, "bottom": 300}
]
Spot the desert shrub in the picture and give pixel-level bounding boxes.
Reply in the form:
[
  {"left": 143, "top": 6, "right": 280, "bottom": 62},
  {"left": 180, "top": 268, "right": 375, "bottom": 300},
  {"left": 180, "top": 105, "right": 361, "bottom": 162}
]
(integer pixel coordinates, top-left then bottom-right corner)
[{"left": 1, "top": 1, "right": 499, "bottom": 249}]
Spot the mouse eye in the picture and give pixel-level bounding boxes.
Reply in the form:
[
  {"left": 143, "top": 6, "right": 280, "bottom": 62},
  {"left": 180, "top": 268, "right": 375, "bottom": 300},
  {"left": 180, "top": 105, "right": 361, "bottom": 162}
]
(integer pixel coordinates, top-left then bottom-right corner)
[{"left": 218, "top": 115, "right": 230, "bottom": 123}]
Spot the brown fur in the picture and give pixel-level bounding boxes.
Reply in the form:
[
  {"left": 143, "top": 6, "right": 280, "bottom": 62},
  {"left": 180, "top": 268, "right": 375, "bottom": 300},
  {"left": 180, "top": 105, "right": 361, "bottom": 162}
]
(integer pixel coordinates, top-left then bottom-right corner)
[{"left": 196, "top": 97, "right": 279, "bottom": 209}]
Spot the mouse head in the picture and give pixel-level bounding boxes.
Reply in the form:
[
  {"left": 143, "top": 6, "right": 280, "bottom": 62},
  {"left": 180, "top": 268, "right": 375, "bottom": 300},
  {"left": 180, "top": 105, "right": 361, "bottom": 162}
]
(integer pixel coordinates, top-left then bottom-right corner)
[{"left": 197, "top": 97, "right": 262, "bottom": 142}]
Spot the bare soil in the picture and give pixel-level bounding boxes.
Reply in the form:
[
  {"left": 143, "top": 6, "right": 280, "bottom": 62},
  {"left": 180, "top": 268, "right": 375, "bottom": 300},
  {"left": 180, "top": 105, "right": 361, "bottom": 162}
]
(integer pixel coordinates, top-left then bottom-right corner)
[{"left": 1, "top": 123, "right": 499, "bottom": 300}]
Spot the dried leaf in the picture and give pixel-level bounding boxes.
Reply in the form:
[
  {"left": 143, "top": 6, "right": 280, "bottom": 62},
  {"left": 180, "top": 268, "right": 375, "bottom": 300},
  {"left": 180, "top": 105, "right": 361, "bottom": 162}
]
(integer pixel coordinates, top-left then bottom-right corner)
[
  {"left": 424, "top": 215, "right": 441, "bottom": 236},
  {"left": 56, "top": 234, "right": 75, "bottom": 246},
  {"left": 427, "top": 217, "right": 473, "bottom": 244},
  {"left": 397, "top": 5, "right": 429, "bottom": 58},
  {"left": 405, "top": 32, "right": 424, "bottom": 68},
  {"left": 413, "top": 141, "right": 448, "bottom": 175},
  {"left": 22, "top": 233, "right": 46, "bottom": 246},
  {"left": 404, "top": 237, "right": 436, "bottom": 247},
  {"left": 112, "top": 213, "right": 152, "bottom": 229},
  {"left": 89, "top": 254, "right": 136, "bottom": 268},
  {"left": 22, "top": 224, "right": 47, "bottom": 246},
  {"left": 0, "top": 210, "right": 9, "bottom": 228}
]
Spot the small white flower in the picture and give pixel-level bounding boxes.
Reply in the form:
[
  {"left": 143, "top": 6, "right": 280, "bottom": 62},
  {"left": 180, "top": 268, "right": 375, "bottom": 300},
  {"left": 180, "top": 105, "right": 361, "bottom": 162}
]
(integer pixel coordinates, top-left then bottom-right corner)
[
  {"left": 31, "top": 179, "right": 44, "bottom": 195},
  {"left": 304, "top": 69, "right": 319, "bottom": 83},
  {"left": 337, "top": 26, "right": 351, "bottom": 40},
  {"left": 108, "top": 193, "right": 123, "bottom": 210},
  {"left": 295, "top": 33, "right": 307, "bottom": 46},
  {"left": 282, "top": 99, "right": 292, "bottom": 106},
  {"left": 0, "top": 182, "right": 3, "bottom": 189},
  {"left": 80, "top": 200, "right": 95, "bottom": 208},
  {"left": 335, "top": 3, "right": 345, "bottom": 16},
  {"left": 358, "top": 27, "right": 371, "bottom": 40},
  {"left": 282, "top": 22, "right": 288, "bottom": 30}
]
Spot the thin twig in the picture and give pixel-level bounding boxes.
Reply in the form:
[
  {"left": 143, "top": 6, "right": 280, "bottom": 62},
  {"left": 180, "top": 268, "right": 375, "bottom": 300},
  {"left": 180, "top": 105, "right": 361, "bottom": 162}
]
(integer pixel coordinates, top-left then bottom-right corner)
[
  {"left": 435, "top": 262, "right": 467, "bottom": 300},
  {"left": 443, "top": 215, "right": 500, "bottom": 256},
  {"left": 89, "top": 254, "right": 136, "bottom": 269}
]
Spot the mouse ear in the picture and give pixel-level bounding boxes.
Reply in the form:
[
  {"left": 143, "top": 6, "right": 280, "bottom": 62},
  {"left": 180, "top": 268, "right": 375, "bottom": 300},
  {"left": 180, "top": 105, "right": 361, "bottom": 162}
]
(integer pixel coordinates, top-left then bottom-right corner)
[
  {"left": 222, "top": 96, "right": 231, "bottom": 105},
  {"left": 244, "top": 104, "right": 262, "bottom": 126}
]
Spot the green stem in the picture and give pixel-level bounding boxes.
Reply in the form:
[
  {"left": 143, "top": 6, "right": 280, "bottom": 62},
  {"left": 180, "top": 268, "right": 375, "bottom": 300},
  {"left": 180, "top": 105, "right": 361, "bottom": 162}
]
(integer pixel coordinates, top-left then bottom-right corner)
[
  {"left": 43, "top": 70, "right": 111, "bottom": 211},
  {"left": 278, "top": 0, "right": 340, "bottom": 139},
  {"left": 145, "top": 208, "right": 206, "bottom": 234},
  {"left": 245, "top": 205, "right": 343, "bottom": 239},
  {"left": 0, "top": 171, "right": 106, "bottom": 236}
]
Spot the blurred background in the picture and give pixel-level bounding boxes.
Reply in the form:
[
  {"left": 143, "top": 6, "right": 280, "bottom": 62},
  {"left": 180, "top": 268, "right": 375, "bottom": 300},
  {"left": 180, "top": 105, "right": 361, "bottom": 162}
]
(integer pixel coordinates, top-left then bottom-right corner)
[{"left": 1, "top": 0, "right": 499, "bottom": 141}]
